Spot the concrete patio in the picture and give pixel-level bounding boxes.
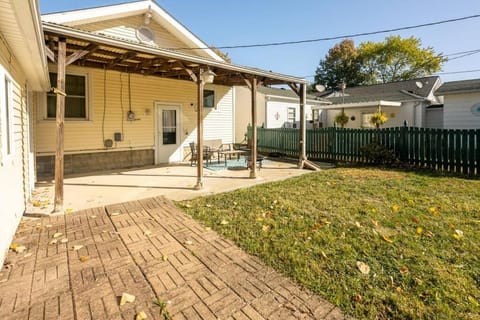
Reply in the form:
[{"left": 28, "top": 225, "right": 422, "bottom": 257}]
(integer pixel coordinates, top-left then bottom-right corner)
[
  {"left": 28, "top": 160, "right": 319, "bottom": 215},
  {"left": 1, "top": 196, "right": 346, "bottom": 319}
]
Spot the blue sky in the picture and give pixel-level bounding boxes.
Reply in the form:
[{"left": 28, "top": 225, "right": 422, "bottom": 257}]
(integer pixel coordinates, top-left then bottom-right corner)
[{"left": 40, "top": 0, "right": 480, "bottom": 83}]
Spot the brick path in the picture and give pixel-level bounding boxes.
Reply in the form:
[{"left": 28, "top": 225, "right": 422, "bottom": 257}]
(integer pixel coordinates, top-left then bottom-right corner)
[{"left": 0, "top": 197, "right": 346, "bottom": 319}]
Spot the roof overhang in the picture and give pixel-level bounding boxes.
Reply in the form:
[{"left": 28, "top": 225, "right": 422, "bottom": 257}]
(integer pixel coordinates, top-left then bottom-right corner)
[
  {"left": 42, "top": 22, "right": 307, "bottom": 87},
  {"left": 1, "top": 0, "right": 49, "bottom": 91},
  {"left": 313, "top": 100, "right": 402, "bottom": 110},
  {"left": 265, "top": 94, "right": 330, "bottom": 105}
]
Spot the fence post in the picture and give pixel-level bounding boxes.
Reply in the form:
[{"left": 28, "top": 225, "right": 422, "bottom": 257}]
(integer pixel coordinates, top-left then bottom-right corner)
[{"left": 400, "top": 122, "right": 408, "bottom": 162}]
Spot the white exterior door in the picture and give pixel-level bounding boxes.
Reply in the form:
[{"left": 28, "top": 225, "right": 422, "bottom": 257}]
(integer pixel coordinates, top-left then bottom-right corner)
[{"left": 156, "top": 103, "right": 182, "bottom": 163}]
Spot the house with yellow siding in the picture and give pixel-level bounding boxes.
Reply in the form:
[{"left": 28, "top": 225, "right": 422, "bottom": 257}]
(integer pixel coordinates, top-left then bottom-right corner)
[
  {"left": 0, "top": 0, "right": 49, "bottom": 267},
  {"left": 0, "top": 0, "right": 308, "bottom": 266},
  {"left": 36, "top": 0, "right": 235, "bottom": 176}
]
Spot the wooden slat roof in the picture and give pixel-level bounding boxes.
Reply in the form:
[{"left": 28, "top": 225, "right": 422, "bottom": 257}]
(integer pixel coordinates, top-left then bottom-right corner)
[{"left": 43, "top": 21, "right": 307, "bottom": 87}]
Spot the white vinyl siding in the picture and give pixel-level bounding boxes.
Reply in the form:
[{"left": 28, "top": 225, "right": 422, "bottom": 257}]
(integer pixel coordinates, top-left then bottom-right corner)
[{"left": 443, "top": 93, "right": 480, "bottom": 129}]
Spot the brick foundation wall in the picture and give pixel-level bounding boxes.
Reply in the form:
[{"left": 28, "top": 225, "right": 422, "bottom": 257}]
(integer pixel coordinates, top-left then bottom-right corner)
[{"left": 36, "top": 149, "right": 154, "bottom": 178}]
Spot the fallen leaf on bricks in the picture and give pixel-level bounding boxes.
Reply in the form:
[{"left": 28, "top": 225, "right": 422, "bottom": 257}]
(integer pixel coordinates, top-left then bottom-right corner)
[
  {"left": 64, "top": 208, "right": 74, "bottom": 214},
  {"left": 45, "top": 224, "right": 52, "bottom": 228},
  {"left": 356, "top": 261, "right": 370, "bottom": 275},
  {"left": 110, "top": 212, "right": 120, "bottom": 216},
  {"left": 79, "top": 256, "right": 88, "bottom": 262},
  {"left": 72, "top": 245, "right": 83, "bottom": 251},
  {"left": 49, "top": 239, "right": 58, "bottom": 245},
  {"left": 90, "top": 215, "right": 97, "bottom": 219},
  {"left": 119, "top": 292, "right": 135, "bottom": 306},
  {"left": 53, "top": 232, "right": 63, "bottom": 238},
  {"left": 162, "top": 255, "right": 168, "bottom": 261},
  {"left": 24, "top": 253, "right": 33, "bottom": 258},
  {"left": 143, "top": 230, "right": 152, "bottom": 236},
  {"left": 184, "top": 240, "right": 193, "bottom": 245},
  {"left": 135, "top": 311, "right": 148, "bottom": 320},
  {"left": 60, "top": 238, "right": 68, "bottom": 243}
]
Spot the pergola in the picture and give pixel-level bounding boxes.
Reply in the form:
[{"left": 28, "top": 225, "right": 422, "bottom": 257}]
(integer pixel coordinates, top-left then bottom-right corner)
[{"left": 42, "top": 22, "right": 309, "bottom": 210}]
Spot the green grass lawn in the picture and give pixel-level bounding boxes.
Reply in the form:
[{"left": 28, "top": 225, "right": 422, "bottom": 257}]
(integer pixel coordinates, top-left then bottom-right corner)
[{"left": 178, "top": 168, "right": 480, "bottom": 319}]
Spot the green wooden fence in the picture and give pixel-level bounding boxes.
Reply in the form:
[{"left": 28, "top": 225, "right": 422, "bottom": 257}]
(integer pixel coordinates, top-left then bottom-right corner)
[{"left": 248, "top": 126, "right": 480, "bottom": 176}]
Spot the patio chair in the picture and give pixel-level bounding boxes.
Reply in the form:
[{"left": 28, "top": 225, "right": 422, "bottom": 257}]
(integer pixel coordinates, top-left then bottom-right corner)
[{"left": 189, "top": 142, "right": 213, "bottom": 166}]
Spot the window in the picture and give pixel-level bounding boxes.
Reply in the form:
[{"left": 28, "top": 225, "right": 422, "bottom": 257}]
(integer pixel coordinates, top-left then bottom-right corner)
[
  {"left": 203, "top": 89, "right": 215, "bottom": 108},
  {"left": 47, "top": 73, "right": 87, "bottom": 119},
  {"left": 312, "top": 109, "right": 320, "bottom": 122},
  {"left": 162, "top": 109, "right": 177, "bottom": 145},
  {"left": 287, "top": 107, "right": 296, "bottom": 123},
  {"left": 361, "top": 113, "right": 375, "bottom": 128},
  {"left": 1, "top": 74, "right": 14, "bottom": 159}
]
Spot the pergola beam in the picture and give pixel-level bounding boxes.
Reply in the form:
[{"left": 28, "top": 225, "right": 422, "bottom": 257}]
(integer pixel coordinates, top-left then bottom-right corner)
[{"left": 65, "top": 43, "right": 98, "bottom": 66}]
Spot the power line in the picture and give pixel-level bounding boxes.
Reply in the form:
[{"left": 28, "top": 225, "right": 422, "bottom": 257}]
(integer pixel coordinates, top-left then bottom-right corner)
[{"left": 167, "top": 14, "right": 480, "bottom": 50}]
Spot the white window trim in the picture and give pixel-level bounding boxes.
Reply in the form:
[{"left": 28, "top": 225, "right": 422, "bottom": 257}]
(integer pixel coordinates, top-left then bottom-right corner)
[
  {"left": 0, "top": 66, "right": 15, "bottom": 163},
  {"left": 361, "top": 112, "right": 375, "bottom": 129},
  {"left": 40, "top": 70, "right": 92, "bottom": 122}
]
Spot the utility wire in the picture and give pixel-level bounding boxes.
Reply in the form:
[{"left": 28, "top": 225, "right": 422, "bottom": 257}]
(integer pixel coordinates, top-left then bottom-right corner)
[
  {"left": 166, "top": 14, "right": 480, "bottom": 50},
  {"left": 302, "top": 68, "right": 480, "bottom": 78}
]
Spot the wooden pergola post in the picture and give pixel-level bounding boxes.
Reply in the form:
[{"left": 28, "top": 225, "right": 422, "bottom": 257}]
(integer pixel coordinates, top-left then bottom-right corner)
[
  {"left": 250, "top": 77, "right": 258, "bottom": 179},
  {"left": 194, "top": 68, "right": 204, "bottom": 189},
  {"left": 298, "top": 83, "right": 306, "bottom": 168},
  {"left": 54, "top": 38, "right": 66, "bottom": 211}
]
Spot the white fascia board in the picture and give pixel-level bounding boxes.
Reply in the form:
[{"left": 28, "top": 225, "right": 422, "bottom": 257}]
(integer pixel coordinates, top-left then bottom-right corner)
[
  {"left": 41, "top": 1, "right": 150, "bottom": 26},
  {"left": 266, "top": 94, "right": 330, "bottom": 105},
  {"left": 8, "top": 0, "right": 49, "bottom": 91},
  {"left": 42, "top": 0, "right": 224, "bottom": 62},
  {"left": 313, "top": 100, "right": 402, "bottom": 110}
]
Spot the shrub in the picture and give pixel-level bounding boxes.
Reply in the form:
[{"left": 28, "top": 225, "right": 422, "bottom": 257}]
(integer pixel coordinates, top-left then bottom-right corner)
[{"left": 360, "top": 141, "right": 396, "bottom": 164}]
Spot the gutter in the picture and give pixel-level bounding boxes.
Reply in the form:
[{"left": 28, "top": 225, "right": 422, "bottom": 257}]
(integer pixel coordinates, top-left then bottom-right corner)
[
  {"left": 312, "top": 100, "right": 401, "bottom": 110},
  {"left": 42, "top": 22, "right": 308, "bottom": 85}
]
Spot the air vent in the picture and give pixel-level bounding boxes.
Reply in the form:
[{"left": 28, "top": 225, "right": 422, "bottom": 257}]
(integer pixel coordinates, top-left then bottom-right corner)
[{"left": 136, "top": 26, "right": 155, "bottom": 44}]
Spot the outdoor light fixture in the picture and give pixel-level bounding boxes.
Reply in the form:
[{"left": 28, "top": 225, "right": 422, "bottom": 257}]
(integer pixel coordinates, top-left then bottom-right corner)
[{"left": 201, "top": 69, "right": 216, "bottom": 84}]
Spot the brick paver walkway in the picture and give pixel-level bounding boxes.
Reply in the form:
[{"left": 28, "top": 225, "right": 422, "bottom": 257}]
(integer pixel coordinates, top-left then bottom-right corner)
[{"left": 0, "top": 197, "right": 346, "bottom": 319}]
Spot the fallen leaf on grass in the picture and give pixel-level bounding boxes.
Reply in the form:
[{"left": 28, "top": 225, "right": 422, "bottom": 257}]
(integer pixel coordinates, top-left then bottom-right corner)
[
  {"left": 72, "top": 245, "right": 83, "bottom": 251},
  {"left": 321, "top": 251, "right": 328, "bottom": 259},
  {"left": 119, "top": 292, "right": 135, "bottom": 306},
  {"left": 382, "top": 235, "right": 394, "bottom": 243},
  {"left": 468, "top": 296, "right": 479, "bottom": 306},
  {"left": 399, "top": 266, "right": 409, "bottom": 274},
  {"left": 219, "top": 220, "right": 229, "bottom": 225},
  {"left": 455, "top": 229, "right": 464, "bottom": 236},
  {"left": 135, "top": 311, "right": 148, "bottom": 320},
  {"left": 262, "top": 225, "right": 270, "bottom": 232},
  {"left": 79, "top": 256, "right": 88, "bottom": 262},
  {"left": 53, "top": 232, "right": 63, "bottom": 238},
  {"left": 416, "top": 227, "right": 423, "bottom": 235},
  {"left": 356, "top": 261, "right": 370, "bottom": 275},
  {"left": 411, "top": 217, "right": 420, "bottom": 224},
  {"left": 392, "top": 205, "right": 400, "bottom": 213},
  {"left": 355, "top": 221, "right": 361, "bottom": 228}
]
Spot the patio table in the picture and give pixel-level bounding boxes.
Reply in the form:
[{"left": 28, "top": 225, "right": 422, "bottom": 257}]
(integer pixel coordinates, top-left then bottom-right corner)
[{"left": 218, "top": 150, "right": 247, "bottom": 166}]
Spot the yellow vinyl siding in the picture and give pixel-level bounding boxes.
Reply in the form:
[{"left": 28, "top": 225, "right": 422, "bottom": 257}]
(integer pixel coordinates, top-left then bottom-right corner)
[
  {"left": 35, "top": 65, "right": 233, "bottom": 156},
  {"left": 75, "top": 15, "right": 210, "bottom": 58},
  {"left": 0, "top": 37, "right": 31, "bottom": 265}
]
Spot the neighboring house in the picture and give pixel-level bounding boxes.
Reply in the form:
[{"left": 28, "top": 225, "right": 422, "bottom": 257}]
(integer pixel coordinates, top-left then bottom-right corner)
[
  {"left": 314, "top": 76, "right": 443, "bottom": 128},
  {"left": 36, "top": 0, "right": 305, "bottom": 176},
  {"left": 0, "top": 0, "right": 49, "bottom": 267},
  {"left": 435, "top": 79, "right": 480, "bottom": 129},
  {"left": 234, "top": 86, "right": 329, "bottom": 143}
]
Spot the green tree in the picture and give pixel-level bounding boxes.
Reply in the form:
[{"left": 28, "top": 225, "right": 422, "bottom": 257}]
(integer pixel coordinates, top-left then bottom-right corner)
[
  {"left": 358, "top": 36, "right": 446, "bottom": 84},
  {"left": 314, "top": 39, "right": 365, "bottom": 89}
]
